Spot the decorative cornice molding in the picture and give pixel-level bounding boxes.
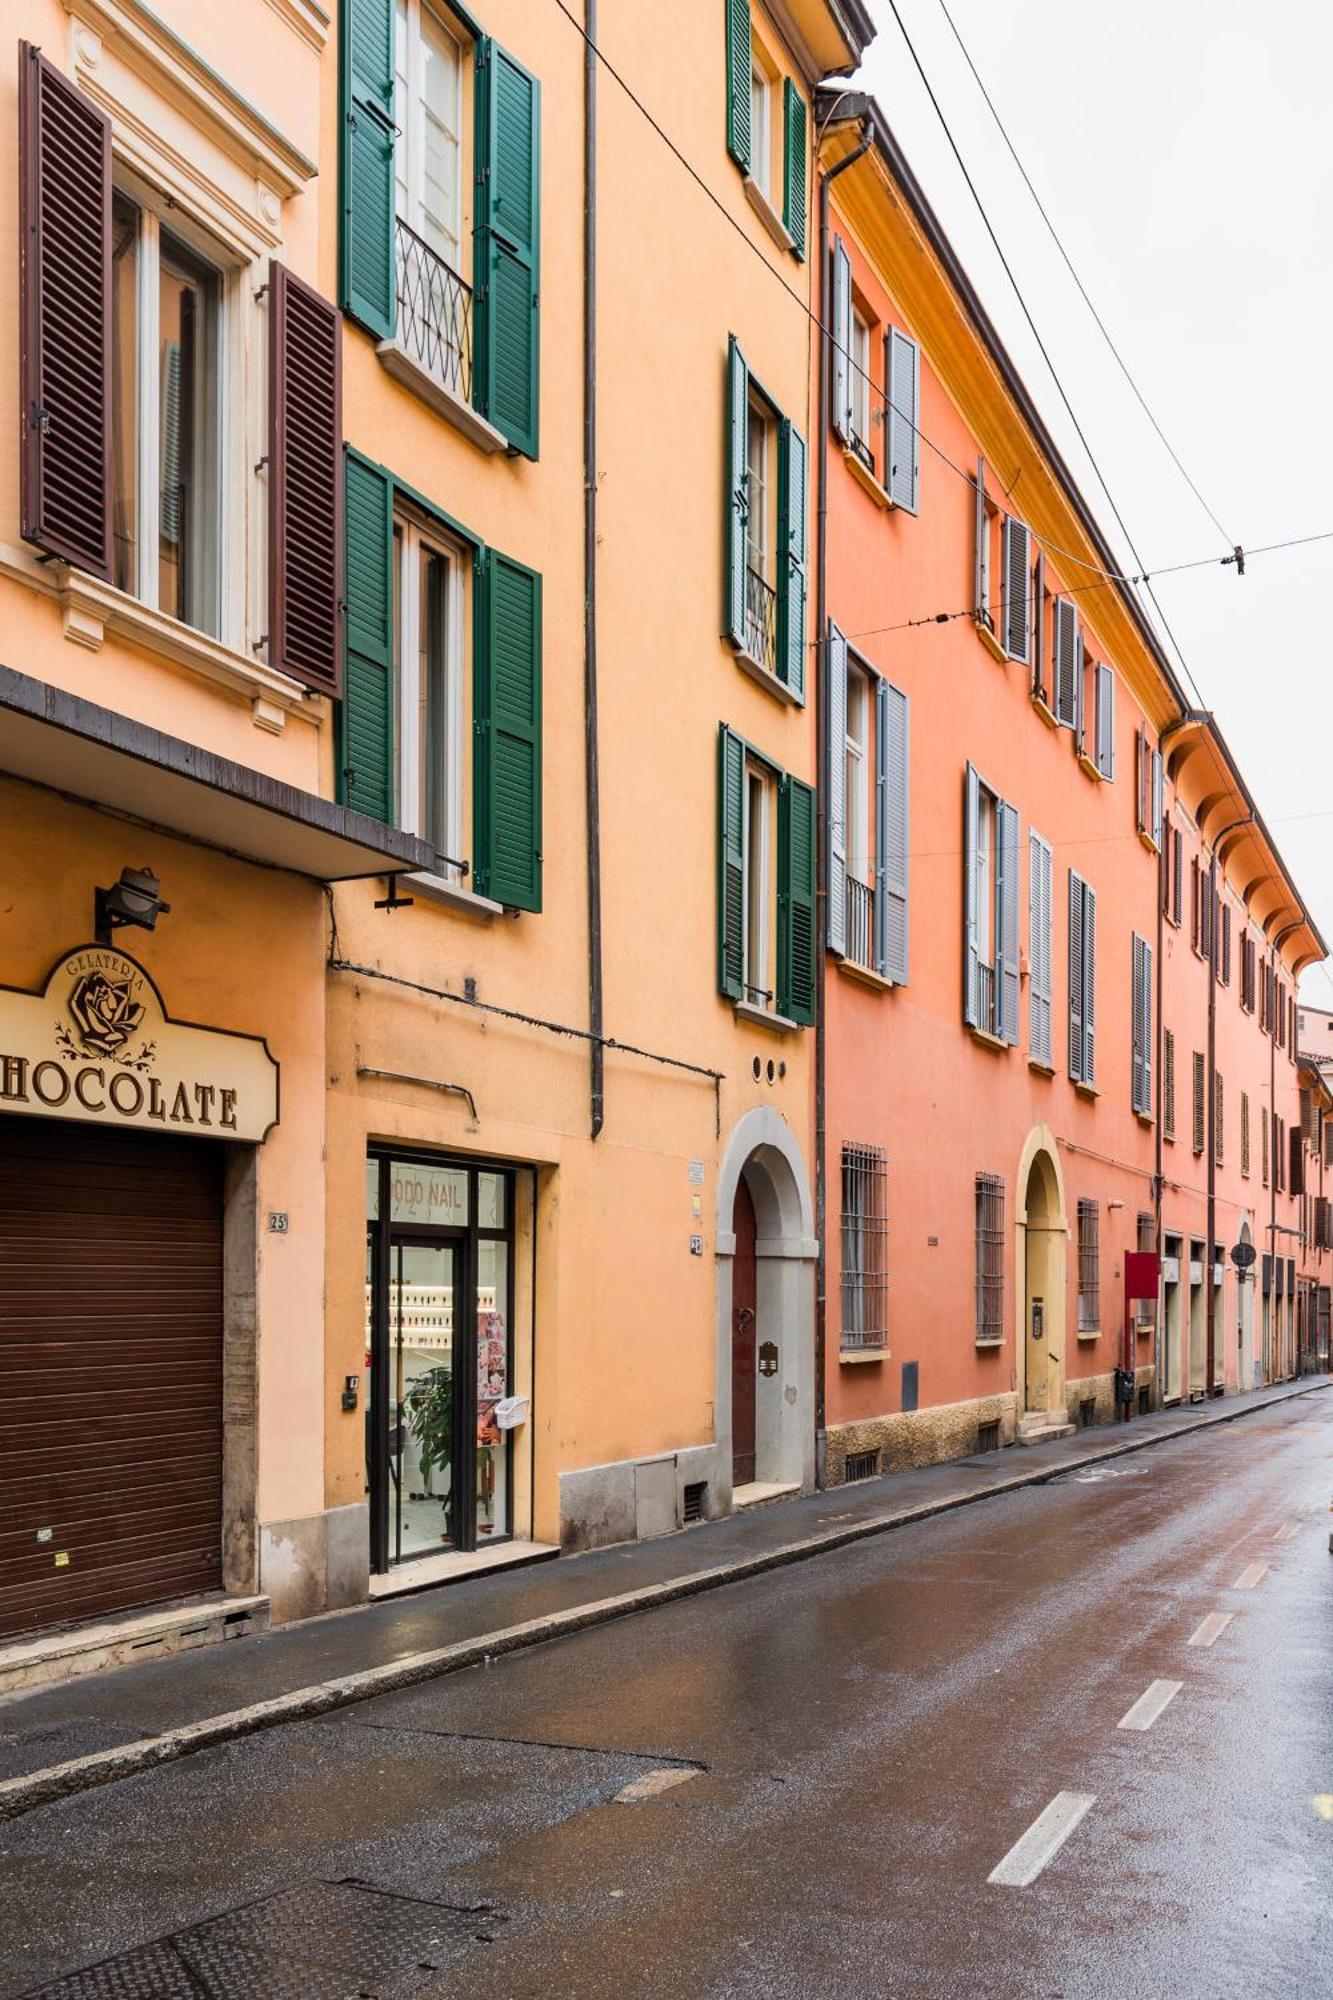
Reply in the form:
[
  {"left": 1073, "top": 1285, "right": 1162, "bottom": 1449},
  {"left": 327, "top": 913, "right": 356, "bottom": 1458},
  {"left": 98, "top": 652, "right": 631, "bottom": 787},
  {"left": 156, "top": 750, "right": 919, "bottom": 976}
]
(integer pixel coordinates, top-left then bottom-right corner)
[{"left": 259, "top": 0, "right": 330, "bottom": 53}]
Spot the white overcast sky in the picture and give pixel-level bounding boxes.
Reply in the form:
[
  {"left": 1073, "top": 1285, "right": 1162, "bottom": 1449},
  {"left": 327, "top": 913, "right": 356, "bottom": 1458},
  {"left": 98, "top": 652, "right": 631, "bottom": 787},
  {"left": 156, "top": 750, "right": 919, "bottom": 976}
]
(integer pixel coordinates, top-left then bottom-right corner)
[{"left": 853, "top": 1, "right": 1333, "bottom": 996}]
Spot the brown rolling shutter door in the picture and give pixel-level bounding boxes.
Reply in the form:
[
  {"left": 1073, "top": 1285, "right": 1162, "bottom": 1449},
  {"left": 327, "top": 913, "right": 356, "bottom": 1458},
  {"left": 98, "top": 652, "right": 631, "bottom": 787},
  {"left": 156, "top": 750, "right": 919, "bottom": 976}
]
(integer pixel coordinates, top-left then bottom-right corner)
[
  {"left": 19, "top": 42, "right": 113, "bottom": 576},
  {"left": 0, "top": 1118, "right": 224, "bottom": 1640},
  {"left": 269, "top": 260, "right": 344, "bottom": 695}
]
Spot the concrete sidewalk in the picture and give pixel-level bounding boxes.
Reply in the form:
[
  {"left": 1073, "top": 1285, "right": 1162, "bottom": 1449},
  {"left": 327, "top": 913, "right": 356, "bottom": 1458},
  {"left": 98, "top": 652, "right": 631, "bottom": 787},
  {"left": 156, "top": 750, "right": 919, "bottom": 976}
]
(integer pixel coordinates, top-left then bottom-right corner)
[{"left": 1, "top": 1375, "right": 1327, "bottom": 1822}]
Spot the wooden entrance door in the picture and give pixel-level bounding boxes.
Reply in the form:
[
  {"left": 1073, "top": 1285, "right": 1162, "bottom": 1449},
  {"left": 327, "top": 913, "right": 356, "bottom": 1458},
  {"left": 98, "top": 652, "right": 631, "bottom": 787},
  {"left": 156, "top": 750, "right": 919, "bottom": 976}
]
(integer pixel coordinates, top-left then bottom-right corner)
[
  {"left": 731, "top": 1176, "right": 757, "bottom": 1486},
  {"left": 0, "top": 1116, "right": 224, "bottom": 1640}
]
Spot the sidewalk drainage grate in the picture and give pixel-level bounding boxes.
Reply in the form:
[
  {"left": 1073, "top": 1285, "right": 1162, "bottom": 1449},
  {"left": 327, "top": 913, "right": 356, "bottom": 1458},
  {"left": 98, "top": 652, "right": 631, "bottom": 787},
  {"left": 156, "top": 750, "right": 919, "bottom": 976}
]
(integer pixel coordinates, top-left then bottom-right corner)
[{"left": 21, "top": 1879, "right": 507, "bottom": 1999}]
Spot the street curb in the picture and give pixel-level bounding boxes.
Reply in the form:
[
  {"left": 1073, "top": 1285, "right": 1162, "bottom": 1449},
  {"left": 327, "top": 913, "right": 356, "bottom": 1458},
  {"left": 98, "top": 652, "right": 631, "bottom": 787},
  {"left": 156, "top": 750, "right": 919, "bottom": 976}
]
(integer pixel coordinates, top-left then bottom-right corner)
[{"left": 2, "top": 1378, "right": 1326, "bottom": 1825}]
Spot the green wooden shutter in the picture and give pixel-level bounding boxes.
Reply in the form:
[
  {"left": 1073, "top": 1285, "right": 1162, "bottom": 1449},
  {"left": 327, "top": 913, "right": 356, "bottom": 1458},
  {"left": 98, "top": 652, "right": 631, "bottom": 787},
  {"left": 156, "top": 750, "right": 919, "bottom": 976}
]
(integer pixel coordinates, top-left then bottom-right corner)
[
  {"left": 474, "top": 547, "right": 542, "bottom": 909},
  {"left": 339, "top": 451, "right": 395, "bottom": 822},
  {"left": 718, "top": 726, "right": 745, "bottom": 1001},
  {"left": 725, "top": 0, "right": 751, "bottom": 172},
  {"left": 782, "top": 78, "right": 806, "bottom": 259},
  {"left": 778, "top": 774, "right": 816, "bottom": 1025},
  {"left": 725, "top": 336, "right": 749, "bottom": 649},
  {"left": 777, "top": 417, "right": 806, "bottom": 698},
  {"left": 475, "top": 39, "right": 540, "bottom": 459},
  {"left": 339, "top": 0, "right": 396, "bottom": 340}
]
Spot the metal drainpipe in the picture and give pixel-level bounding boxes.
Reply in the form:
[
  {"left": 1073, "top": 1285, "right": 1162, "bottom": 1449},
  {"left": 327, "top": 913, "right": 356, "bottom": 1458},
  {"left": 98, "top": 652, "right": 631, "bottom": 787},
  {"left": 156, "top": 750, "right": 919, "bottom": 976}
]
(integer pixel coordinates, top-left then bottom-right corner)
[
  {"left": 1154, "top": 716, "right": 1192, "bottom": 1409},
  {"left": 813, "top": 118, "right": 872, "bottom": 1477},
  {"left": 1204, "top": 811, "right": 1254, "bottom": 1394},
  {"left": 583, "top": 0, "right": 604, "bottom": 1140},
  {"left": 1270, "top": 917, "right": 1303, "bottom": 1376}
]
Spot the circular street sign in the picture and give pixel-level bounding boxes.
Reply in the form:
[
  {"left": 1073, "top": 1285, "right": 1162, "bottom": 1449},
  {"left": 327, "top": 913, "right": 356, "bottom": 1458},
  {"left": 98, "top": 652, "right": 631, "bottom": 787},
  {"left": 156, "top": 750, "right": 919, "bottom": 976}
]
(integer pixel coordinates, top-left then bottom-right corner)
[{"left": 1231, "top": 1241, "right": 1257, "bottom": 1270}]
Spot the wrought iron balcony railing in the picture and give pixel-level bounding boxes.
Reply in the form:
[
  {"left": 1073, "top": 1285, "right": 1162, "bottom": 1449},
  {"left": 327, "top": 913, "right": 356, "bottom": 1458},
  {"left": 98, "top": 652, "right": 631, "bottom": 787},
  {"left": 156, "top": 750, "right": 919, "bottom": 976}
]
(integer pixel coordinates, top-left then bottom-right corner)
[
  {"left": 744, "top": 563, "right": 778, "bottom": 675},
  {"left": 395, "top": 218, "right": 473, "bottom": 402}
]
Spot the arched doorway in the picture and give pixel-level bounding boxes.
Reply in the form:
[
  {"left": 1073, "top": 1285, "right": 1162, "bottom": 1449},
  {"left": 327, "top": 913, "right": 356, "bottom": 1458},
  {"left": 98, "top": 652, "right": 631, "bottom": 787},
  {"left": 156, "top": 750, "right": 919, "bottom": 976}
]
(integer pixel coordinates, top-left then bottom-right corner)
[
  {"left": 1016, "top": 1129, "right": 1068, "bottom": 1421},
  {"left": 715, "top": 1108, "right": 816, "bottom": 1503}
]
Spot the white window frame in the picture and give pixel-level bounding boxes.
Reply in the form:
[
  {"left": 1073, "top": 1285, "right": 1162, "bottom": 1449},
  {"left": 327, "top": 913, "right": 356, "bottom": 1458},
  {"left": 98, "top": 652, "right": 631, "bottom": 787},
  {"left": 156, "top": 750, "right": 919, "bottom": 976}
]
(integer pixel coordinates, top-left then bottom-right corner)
[
  {"left": 393, "top": 510, "right": 466, "bottom": 880},
  {"left": 976, "top": 787, "right": 996, "bottom": 970},
  {"left": 395, "top": 0, "right": 467, "bottom": 275},
  {"left": 749, "top": 56, "right": 771, "bottom": 198},
  {"left": 742, "top": 758, "right": 774, "bottom": 1007},
  {"left": 745, "top": 393, "right": 772, "bottom": 582},
  {"left": 850, "top": 308, "right": 871, "bottom": 458},
  {"left": 112, "top": 175, "right": 237, "bottom": 647}
]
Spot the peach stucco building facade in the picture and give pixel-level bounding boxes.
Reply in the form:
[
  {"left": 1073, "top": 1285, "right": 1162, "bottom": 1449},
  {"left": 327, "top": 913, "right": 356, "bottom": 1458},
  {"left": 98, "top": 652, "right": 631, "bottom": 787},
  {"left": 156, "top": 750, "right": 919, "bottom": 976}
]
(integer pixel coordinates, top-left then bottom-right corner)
[{"left": 812, "top": 95, "right": 1323, "bottom": 1485}]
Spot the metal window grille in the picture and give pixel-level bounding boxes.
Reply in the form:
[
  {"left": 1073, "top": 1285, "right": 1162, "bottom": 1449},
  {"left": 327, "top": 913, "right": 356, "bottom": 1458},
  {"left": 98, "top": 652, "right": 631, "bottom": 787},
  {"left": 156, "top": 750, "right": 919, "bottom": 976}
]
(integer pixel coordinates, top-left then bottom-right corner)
[
  {"left": 841, "top": 1143, "right": 888, "bottom": 1351},
  {"left": 682, "top": 1481, "right": 707, "bottom": 1525},
  {"left": 974, "top": 1173, "right": 1005, "bottom": 1344},
  {"left": 843, "top": 1447, "right": 881, "bottom": 1483},
  {"left": 844, "top": 875, "right": 874, "bottom": 971},
  {"left": 1077, "top": 1197, "right": 1100, "bottom": 1331},
  {"left": 1163, "top": 1030, "right": 1175, "bottom": 1140},
  {"left": 1241, "top": 1091, "right": 1250, "bottom": 1177},
  {"left": 1192, "top": 1052, "right": 1206, "bottom": 1154},
  {"left": 744, "top": 562, "right": 778, "bottom": 674},
  {"left": 394, "top": 218, "right": 474, "bottom": 401},
  {"left": 1214, "top": 1072, "right": 1224, "bottom": 1165},
  {"left": 1079, "top": 1397, "right": 1097, "bottom": 1429}
]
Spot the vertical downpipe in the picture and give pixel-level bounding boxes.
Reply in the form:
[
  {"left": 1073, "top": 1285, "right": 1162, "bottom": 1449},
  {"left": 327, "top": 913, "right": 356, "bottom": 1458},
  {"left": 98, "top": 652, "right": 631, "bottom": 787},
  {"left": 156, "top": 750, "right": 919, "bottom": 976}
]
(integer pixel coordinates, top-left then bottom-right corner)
[
  {"left": 583, "top": 0, "right": 604, "bottom": 1139},
  {"left": 1205, "top": 850, "right": 1217, "bottom": 1393},
  {"left": 813, "top": 119, "right": 872, "bottom": 1483},
  {"left": 1153, "top": 817, "right": 1165, "bottom": 1406}
]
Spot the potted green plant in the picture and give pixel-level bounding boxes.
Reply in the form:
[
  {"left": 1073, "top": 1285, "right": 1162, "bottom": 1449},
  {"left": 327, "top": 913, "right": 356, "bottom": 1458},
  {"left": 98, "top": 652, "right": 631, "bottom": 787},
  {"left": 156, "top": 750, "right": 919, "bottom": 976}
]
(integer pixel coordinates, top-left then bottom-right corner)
[{"left": 404, "top": 1364, "right": 453, "bottom": 1514}]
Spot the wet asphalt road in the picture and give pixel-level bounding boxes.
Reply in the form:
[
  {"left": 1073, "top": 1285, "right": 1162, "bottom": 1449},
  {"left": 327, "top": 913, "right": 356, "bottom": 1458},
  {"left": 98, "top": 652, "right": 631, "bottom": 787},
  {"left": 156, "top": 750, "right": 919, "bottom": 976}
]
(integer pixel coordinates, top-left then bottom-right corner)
[{"left": 1, "top": 1396, "right": 1330, "bottom": 2000}]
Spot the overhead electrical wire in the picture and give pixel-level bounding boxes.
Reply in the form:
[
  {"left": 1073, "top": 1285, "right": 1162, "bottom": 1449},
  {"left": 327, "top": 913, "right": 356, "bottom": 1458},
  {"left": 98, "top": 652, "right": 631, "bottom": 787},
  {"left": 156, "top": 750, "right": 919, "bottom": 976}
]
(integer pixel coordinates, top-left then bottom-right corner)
[
  {"left": 930, "top": 0, "right": 1235, "bottom": 549},
  {"left": 550, "top": 2, "right": 1332, "bottom": 677}
]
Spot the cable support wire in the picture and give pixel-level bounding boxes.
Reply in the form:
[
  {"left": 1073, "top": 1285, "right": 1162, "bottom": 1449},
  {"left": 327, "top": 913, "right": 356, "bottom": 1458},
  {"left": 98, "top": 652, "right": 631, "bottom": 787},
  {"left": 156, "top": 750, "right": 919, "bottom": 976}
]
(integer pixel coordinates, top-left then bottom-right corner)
[
  {"left": 552, "top": 0, "right": 1329, "bottom": 656},
  {"left": 930, "top": 0, "right": 1235, "bottom": 549}
]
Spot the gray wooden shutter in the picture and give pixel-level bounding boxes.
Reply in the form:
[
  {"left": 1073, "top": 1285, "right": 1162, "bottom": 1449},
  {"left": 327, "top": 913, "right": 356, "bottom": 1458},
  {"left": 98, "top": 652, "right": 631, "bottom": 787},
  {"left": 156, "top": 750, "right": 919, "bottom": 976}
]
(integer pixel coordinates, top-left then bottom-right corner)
[
  {"left": 1095, "top": 664, "right": 1115, "bottom": 779},
  {"left": 1135, "top": 729, "right": 1148, "bottom": 832},
  {"left": 269, "top": 263, "right": 343, "bottom": 696},
  {"left": 974, "top": 458, "right": 990, "bottom": 630},
  {"left": 1151, "top": 749, "right": 1163, "bottom": 849},
  {"left": 1132, "top": 933, "right": 1152, "bottom": 1115},
  {"left": 996, "top": 799, "right": 1020, "bottom": 1045},
  {"left": 831, "top": 238, "right": 852, "bottom": 441},
  {"left": 717, "top": 725, "right": 745, "bottom": 1001},
  {"left": 725, "top": 336, "right": 748, "bottom": 648},
  {"left": 19, "top": 43, "right": 112, "bottom": 577},
  {"left": 826, "top": 619, "right": 848, "bottom": 955},
  {"left": 963, "top": 763, "right": 980, "bottom": 1027},
  {"left": 887, "top": 328, "right": 919, "bottom": 512},
  {"left": 878, "top": 678, "right": 910, "bottom": 984},
  {"left": 1031, "top": 553, "right": 1045, "bottom": 698},
  {"left": 1068, "top": 872, "right": 1085, "bottom": 1081},
  {"left": 1054, "top": 600, "right": 1078, "bottom": 727},
  {"left": 1073, "top": 629, "right": 1087, "bottom": 753},
  {"left": 777, "top": 417, "right": 807, "bottom": 697},
  {"left": 1029, "top": 831, "right": 1053, "bottom": 1067},
  {"left": 724, "top": 0, "right": 751, "bottom": 172},
  {"left": 1002, "top": 518, "right": 1030, "bottom": 661}
]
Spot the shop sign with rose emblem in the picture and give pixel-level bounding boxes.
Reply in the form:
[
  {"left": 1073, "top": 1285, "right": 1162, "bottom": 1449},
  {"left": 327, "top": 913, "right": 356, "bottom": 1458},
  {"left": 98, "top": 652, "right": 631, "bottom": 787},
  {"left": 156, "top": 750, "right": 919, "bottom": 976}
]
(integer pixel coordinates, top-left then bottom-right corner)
[{"left": 0, "top": 947, "right": 278, "bottom": 1141}]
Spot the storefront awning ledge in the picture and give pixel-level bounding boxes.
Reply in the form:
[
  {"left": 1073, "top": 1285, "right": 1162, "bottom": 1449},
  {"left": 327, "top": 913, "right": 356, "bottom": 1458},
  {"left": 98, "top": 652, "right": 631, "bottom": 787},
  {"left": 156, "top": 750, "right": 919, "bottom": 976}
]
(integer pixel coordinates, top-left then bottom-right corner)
[{"left": 0, "top": 665, "right": 435, "bottom": 881}]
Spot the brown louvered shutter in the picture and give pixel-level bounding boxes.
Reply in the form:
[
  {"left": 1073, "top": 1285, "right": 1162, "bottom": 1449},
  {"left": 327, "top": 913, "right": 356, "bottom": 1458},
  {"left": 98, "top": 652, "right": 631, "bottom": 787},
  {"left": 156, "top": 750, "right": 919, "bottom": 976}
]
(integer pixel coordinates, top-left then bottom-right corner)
[
  {"left": 1290, "top": 1123, "right": 1305, "bottom": 1197},
  {"left": 19, "top": 43, "right": 112, "bottom": 576},
  {"left": 269, "top": 261, "right": 343, "bottom": 695}
]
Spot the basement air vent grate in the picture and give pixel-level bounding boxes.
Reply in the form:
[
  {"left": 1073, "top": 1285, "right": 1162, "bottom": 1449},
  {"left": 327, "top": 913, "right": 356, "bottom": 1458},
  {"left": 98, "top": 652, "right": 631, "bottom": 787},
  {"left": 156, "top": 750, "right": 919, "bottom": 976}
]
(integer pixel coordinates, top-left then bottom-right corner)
[
  {"left": 1138, "top": 1385, "right": 1152, "bottom": 1415},
  {"left": 843, "top": 1449, "right": 881, "bottom": 1483},
  {"left": 976, "top": 1420, "right": 1001, "bottom": 1454},
  {"left": 1079, "top": 1398, "right": 1096, "bottom": 1429},
  {"left": 682, "top": 1481, "right": 706, "bottom": 1524}
]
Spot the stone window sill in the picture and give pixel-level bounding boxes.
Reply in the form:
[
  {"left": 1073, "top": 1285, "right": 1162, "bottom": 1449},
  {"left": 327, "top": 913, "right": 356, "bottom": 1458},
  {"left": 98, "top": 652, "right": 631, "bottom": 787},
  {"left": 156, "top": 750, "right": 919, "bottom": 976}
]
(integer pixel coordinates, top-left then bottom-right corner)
[
  {"left": 1137, "top": 828, "right": 1160, "bottom": 854},
  {"left": 1073, "top": 1079, "right": 1100, "bottom": 1100},
  {"left": 968, "top": 1023, "right": 1010, "bottom": 1053},
  {"left": 838, "top": 956, "right": 895, "bottom": 993},
  {"left": 734, "top": 999, "right": 799, "bottom": 1035},
  {"left": 839, "top": 1347, "right": 887, "bottom": 1365},
  {"left": 1076, "top": 1327, "right": 1102, "bottom": 1342},
  {"left": 405, "top": 871, "right": 504, "bottom": 921},
  {"left": 47, "top": 561, "right": 313, "bottom": 727},
  {"left": 743, "top": 176, "right": 796, "bottom": 254},
  {"left": 1028, "top": 1056, "right": 1055, "bottom": 1077},
  {"left": 1031, "top": 690, "right": 1059, "bottom": 730},
  {"left": 376, "top": 338, "right": 509, "bottom": 455},
  {"left": 843, "top": 448, "right": 893, "bottom": 509},
  {"left": 1076, "top": 749, "right": 1107, "bottom": 783},
  {"left": 731, "top": 641, "right": 803, "bottom": 706},
  {"left": 975, "top": 619, "right": 1009, "bottom": 666},
  {"left": 975, "top": 1336, "right": 1004, "bottom": 1350}
]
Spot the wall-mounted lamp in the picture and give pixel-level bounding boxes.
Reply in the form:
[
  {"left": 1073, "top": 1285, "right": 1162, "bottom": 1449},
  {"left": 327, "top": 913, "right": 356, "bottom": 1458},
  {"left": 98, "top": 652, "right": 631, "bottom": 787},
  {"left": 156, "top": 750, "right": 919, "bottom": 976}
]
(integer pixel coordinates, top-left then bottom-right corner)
[{"left": 95, "top": 866, "right": 171, "bottom": 947}]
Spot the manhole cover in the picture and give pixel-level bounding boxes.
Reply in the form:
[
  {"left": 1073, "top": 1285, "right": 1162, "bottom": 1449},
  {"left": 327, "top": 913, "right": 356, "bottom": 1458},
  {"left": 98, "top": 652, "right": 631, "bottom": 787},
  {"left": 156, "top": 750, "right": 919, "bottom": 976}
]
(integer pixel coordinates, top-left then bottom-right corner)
[{"left": 23, "top": 1880, "right": 505, "bottom": 1999}]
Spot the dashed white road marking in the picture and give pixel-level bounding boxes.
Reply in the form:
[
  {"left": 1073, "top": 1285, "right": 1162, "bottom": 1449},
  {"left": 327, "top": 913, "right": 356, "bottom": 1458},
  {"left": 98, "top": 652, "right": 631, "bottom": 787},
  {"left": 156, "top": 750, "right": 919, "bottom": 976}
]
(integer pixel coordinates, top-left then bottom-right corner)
[
  {"left": 1232, "top": 1561, "right": 1269, "bottom": 1589},
  {"left": 1188, "top": 1611, "right": 1234, "bottom": 1648},
  {"left": 614, "top": 1767, "right": 701, "bottom": 1803},
  {"left": 1272, "top": 1522, "right": 1299, "bottom": 1542},
  {"left": 987, "top": 1792, "right": 1096, "bottom": 1887},
  {"left": 1117, "top": 1679, "right": 1183, "bottom": 1732}
]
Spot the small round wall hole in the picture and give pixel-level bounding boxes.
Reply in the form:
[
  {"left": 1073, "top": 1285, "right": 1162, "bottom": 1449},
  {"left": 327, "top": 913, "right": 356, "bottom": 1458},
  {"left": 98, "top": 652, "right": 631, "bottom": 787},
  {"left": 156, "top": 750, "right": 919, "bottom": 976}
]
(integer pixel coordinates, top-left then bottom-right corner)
[
  {"left": 752, "top": 1056, "right": 762, "bottom": 1080},
  {"left": 766, "top": 1059, "right": 776, "bottom": 1083}
]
